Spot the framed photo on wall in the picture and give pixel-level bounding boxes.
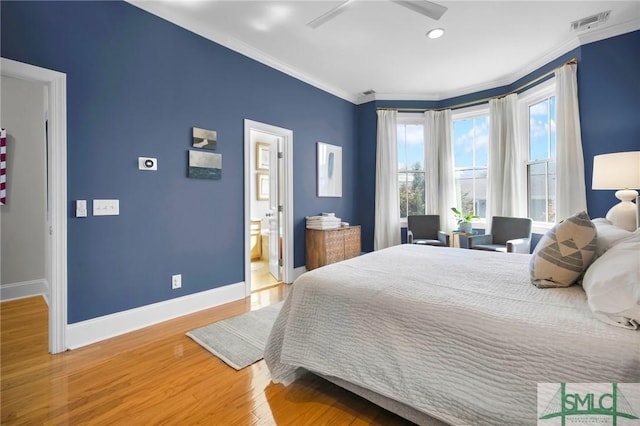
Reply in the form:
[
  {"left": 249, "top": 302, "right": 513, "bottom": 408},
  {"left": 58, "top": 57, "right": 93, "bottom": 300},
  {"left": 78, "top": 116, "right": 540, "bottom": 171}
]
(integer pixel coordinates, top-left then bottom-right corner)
[
  {"left": 257, "top": 172, "right": 269, "bottom": 200},
  {"left": 317, "top": 142, "right": 342, "bottom": 197},
  {"left": 256, "top": 142, "right": 269, "bottom": 171},
  {"left": 192, "top": 127, "right": 217, "bottom": 150}
]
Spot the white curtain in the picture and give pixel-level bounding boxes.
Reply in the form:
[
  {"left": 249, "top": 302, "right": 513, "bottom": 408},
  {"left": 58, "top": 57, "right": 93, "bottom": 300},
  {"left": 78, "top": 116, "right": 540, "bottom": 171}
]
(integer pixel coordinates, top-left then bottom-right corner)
[
  {"left": 374, "top": 110, "right": 401, "bottom": 250},
  {"left": 555, "top": 63, "right": 587, "bottom": 222},
  {"left": 487, "top": 93, "right": 524, "bottom": 231},
  {"left": 424, "top": 110, "right": 456, "bottom": 232}
]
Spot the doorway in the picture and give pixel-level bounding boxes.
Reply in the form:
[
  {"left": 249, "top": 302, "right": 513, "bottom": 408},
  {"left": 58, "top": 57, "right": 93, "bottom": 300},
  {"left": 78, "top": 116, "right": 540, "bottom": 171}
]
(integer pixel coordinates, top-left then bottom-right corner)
[
  {"left": 0, "top": 76, "right": 48, "bottom": 301},
  {"left": 243, "top": 120, "right": 293, "bottom": 297},
  {"left": 1, "top": 58, "right": 67, "bottom": 354}
]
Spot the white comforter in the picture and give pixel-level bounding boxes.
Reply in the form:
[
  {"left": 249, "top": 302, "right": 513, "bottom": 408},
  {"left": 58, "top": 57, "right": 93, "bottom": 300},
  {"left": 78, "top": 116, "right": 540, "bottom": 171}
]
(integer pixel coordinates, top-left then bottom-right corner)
[{"left": 264, "top": 244, "right": 640, "bottom": 426}]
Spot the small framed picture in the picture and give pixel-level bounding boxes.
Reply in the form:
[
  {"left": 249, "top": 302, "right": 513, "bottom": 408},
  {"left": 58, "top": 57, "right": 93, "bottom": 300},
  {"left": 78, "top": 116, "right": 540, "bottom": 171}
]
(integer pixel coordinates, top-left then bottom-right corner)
[
  {"left": 257, "top": 173, "right": 269, "bottom": 200},
  {"left": 192, "top": 127, "right": 217, "bottom": 150},
  {"left": 188, "top": 150, "right": 221, "bottom": 180},
  {"left": 317, "top": 142, "right": 342, "bottom": 197},
  {"left": 256, "top": 142, "right": 269, "bottom": 171}
]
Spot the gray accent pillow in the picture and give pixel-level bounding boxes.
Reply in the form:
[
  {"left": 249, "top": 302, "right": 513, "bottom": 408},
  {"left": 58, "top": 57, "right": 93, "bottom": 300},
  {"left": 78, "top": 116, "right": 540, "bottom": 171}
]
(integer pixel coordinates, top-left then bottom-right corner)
[{"left": 529, "top": 211, "right": 597, "bottom": 288}]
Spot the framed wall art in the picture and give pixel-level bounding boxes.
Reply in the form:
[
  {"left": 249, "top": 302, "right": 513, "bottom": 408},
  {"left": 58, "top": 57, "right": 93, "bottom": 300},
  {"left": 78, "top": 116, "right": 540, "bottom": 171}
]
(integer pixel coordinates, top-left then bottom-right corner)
[
  {"left": 188, "top": 150, "right": 221, "bottom": 180},
  {"left": 257, "top": 172, "right": 269, "bottom": 200},
  {"left": 192, "top": 127, "right": 217, "bottom": 150},
  {"left": 317, "top": 142, "right": 342, "bottom": 197},
  {"left": 256, "top": 142, "right": 269, "bottom": 171}
]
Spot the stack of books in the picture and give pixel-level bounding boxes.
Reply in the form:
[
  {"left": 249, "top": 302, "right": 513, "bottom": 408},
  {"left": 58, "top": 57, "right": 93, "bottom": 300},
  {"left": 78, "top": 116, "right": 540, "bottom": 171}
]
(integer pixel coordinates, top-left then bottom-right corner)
[{"left": 306, "top": 212, "right": 342, "bottom": 230}]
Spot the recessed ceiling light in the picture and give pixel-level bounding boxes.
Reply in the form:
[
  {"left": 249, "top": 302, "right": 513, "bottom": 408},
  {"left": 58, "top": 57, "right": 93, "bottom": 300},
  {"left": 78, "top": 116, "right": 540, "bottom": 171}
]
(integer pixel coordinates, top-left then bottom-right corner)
[{"left": 426, "top": 28, "right": 445, "bottom": 39}]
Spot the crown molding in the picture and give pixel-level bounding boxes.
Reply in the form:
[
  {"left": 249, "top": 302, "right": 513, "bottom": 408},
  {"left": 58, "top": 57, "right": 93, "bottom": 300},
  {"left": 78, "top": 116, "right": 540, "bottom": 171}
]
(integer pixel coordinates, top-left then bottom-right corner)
[
  {"left": 128, "top": 1, "right": 639, "bottom": 107},
  {"left": 221, "top": 36, "right": 359, "bottom": 103},
  {"left": 577, "top": 16, "right": 640, "bottom": 45},
  {"left": 126, "top": 1, "right": 359, "bottom": 104},
  {"left": 367, "top": 18, "right": 640, "bottom": 105}
]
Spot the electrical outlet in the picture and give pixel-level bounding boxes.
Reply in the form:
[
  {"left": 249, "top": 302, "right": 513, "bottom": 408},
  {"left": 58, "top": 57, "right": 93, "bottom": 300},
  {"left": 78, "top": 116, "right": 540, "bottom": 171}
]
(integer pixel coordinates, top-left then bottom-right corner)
[{"left": 172, "top": 274, "right": 182, "bottom": 289}]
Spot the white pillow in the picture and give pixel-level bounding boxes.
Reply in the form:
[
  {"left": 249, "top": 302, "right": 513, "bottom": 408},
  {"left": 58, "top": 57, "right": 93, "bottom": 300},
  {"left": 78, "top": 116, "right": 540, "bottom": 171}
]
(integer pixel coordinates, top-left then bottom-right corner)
[
  {"left": 582, "top": 231, "right": 640, "bottom": 329},
  {"left": 591, "top": 218, "right": 633, "bottom": 257}
]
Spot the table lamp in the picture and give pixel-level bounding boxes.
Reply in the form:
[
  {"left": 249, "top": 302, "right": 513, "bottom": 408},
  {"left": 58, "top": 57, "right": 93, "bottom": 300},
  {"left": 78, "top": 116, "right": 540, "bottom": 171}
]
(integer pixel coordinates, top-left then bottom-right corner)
[{"left": 592, "top": 151, "right": 640, "bottom": 231}]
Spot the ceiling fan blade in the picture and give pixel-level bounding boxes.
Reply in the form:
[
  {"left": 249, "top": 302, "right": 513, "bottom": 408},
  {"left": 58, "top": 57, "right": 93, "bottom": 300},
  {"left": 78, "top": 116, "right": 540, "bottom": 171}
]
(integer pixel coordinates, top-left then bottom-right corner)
[
  {"left": 391, "top": 0, "right": 448, "bottom": 21},
  {"left": 307, "top": 0, "right": 357, "bottom": 29}
]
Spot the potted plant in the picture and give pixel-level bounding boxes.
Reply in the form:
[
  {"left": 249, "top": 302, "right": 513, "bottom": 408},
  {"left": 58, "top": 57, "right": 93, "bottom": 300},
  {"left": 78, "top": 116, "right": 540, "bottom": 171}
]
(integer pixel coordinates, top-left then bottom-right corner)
[{"left": 451, "top": 207, "right": 478, "bottom": 233}]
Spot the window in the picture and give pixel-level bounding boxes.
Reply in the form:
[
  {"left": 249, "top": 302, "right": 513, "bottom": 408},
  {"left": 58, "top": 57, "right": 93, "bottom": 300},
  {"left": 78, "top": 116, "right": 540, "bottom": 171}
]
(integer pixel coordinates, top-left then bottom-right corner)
[
  {"left": 452, "top": 107, "right": 489, "bottom": 218},
  {"left": 397, "top": 116, "right": 425, "bottom": 219},
  {"left": 521, "top": 80, "right": 556, "bottom": 223}
]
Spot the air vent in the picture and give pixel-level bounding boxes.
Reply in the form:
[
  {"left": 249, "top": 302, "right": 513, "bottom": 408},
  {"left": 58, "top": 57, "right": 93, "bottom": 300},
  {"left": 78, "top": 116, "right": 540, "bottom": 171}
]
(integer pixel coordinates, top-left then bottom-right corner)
[
  {"left": 571, "top": 10, "right": 610, "bottom": 32},
  {"left": 362, "top": 89, "right": 376, "bottom": 96}
]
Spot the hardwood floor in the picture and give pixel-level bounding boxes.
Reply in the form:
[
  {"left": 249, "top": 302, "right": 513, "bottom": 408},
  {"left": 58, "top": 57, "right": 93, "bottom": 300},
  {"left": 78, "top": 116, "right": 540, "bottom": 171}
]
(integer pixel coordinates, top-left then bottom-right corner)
[
  {"left": 250, "top": 259, "right": 280, "bottom": 293},
  {"left": 1, "top": 286, "right": 414, "bottom": 425}
]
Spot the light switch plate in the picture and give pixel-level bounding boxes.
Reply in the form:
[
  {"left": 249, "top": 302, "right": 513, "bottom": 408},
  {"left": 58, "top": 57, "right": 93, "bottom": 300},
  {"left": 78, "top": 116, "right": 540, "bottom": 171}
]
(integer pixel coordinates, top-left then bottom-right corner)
[
  {"left": 76, "top": 200, "right": 87, "bottom": 217},
  {"left": 93, "top": 199, "right": 119, "bottom": 216}
]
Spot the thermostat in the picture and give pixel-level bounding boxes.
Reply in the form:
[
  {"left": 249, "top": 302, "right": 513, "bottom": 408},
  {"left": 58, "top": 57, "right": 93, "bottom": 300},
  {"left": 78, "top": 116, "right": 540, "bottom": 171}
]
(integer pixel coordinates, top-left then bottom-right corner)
[{"left": 138, "top": 157, "right": 157, "bottom": 171}]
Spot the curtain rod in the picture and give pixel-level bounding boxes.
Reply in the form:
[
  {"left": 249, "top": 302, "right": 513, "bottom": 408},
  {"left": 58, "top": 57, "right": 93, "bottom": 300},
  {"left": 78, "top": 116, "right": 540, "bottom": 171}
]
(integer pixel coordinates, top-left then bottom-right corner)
[{"left": 377, "top": 57, "right": 578, "bottom": 113}]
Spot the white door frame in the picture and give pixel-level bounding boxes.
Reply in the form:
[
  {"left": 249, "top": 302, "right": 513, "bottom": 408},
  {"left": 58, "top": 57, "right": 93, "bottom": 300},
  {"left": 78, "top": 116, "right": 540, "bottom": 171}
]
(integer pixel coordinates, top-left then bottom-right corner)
[
  {"left": 243, "top": 119, "right": 293, "bottom": 296},
  {"left": 1, "top": 58, "right": 67, "bottom": 353}
]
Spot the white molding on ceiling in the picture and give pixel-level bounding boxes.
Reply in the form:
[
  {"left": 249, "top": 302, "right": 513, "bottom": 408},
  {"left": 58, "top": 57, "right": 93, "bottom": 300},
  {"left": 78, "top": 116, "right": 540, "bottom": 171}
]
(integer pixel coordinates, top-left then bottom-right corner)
[
  {"left": 126, "top": 1, "right": 360, "bottom": 104},
  {"left": 577, "top": 16, "right": 640, "bottom": 45},
  {"left": 128, "top": 1, "right": 639, "bottom": 106},
  {"left": 369, "top": 17, "right": 640, "bottom": 104},
  {"left": 221, "top": 36, "right": 360, "bottom": 103}
]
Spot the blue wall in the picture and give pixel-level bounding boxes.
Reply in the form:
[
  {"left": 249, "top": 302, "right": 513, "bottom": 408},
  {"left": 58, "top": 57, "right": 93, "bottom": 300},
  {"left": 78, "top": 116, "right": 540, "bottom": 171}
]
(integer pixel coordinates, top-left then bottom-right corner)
[
  {"left": 1, "top": 1, "right": 357, "bottom": 323},
  {"left": 3, "top": 1, "right": 638, "bottom": 321},
  {"left": 356, "top": 31, "right": 640, "bottom": 252},
  {"left": 579, "top": 31, "right": 640, "bottom": 217}
]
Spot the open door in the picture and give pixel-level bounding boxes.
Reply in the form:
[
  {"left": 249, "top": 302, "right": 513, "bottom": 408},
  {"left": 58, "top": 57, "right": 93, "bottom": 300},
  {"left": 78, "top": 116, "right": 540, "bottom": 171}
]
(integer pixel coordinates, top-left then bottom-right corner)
[
  {"left": 244, "top": 120, "right": 293, "bottom": 297},
  {"left": 1, "top": 58, "right": 67, "bottom": 354},
  {"left": 267, "top": 138, "right": 281, "bottom": 281}
]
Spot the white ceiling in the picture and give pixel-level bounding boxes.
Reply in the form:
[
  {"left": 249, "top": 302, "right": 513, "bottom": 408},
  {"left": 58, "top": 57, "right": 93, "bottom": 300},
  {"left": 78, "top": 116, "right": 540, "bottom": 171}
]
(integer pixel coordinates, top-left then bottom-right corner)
[{"left": 128, "top": 1, "right": 640, "bottom": 104}]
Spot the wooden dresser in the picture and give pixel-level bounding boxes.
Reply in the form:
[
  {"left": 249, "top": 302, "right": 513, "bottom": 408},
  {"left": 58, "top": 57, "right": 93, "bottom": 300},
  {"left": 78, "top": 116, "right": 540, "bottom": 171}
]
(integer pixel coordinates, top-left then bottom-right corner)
[{"left": 305, "top": 225, "right": 361, "bottom": 270}]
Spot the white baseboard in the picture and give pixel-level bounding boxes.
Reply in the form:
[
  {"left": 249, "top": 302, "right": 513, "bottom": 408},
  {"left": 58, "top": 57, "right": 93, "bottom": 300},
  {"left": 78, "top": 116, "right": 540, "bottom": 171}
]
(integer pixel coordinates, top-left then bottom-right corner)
[
  {"left": 0, "top": 279, "right": 49, "bottom": 301},
  {"left": 66, "top": 282, "right": 245, "bottom": 350}
]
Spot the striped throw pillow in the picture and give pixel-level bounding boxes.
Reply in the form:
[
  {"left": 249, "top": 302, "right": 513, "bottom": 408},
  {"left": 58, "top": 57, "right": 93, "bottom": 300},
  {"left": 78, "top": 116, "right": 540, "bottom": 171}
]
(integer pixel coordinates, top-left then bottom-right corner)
[{"left": 530, "top": 211, "right": 597, "bottom": 288}]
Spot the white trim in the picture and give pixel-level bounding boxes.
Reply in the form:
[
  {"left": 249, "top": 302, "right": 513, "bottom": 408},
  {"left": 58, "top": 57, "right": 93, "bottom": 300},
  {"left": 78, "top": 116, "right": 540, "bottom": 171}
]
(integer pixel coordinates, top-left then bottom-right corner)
[
  {"left": 243, "top": 120, "right": 294, "bottom": 297},
  {"left": 451, "top": 103, "right": 490, "bottom": 120},
  {"left": 397, "top": 113, "right": 424, "bottom": 124},
  {"left": 368, "top": 19, "right": 640, "bottom": 103},
  {"left": 0, "top": 279, "right": 49, "bottom": 302},
  {"left": 1, "top": 58, "right": 67, "bottom": 354},
  {"left": 126, "top": 1, "right": 358, "bottom": 104},
  {"left": 577, "top": 17, "right": 640, "bottom": 47},
  {"left": 126, "top": 3, "right": 638, "bottom": 104},
  {"left": 518, "top": 77, "right": 557, "bottom": 226},
  {"left": 66, "top": 282, "right": 245, "bottom": 350},
  {"left": 531, "top": 221, "right": 554, "bottom": 236}
]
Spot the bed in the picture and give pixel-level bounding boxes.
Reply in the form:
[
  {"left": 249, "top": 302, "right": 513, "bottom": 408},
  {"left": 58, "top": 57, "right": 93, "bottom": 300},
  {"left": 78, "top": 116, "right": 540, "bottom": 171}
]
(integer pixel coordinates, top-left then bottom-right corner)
[{"left": 264, "top": 244, "right": 640, "bottom": 425}]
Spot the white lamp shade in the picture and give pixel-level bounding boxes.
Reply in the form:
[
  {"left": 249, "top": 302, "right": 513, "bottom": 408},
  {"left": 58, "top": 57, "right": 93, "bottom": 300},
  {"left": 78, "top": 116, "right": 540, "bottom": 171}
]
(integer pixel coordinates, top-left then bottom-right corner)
[
  {"left": 592, "top": 151, "right": 640, "bottom": 190},
  {"left": 592, "top": 151, "right": 640, "bottom": 231}
]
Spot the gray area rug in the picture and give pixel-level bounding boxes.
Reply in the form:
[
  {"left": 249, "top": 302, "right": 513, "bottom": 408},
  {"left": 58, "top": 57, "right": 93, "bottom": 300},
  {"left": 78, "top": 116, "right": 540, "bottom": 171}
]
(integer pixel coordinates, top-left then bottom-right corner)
[{"left": 186, "top": 301, "right": 283, "bottom": 370}]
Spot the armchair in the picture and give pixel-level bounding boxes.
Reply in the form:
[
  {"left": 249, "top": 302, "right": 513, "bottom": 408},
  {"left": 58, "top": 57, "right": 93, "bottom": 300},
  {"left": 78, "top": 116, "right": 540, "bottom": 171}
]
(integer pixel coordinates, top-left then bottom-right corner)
[
  {"left": 407, "top": 215, "right": 449, "bottom": 247},
  {"left": 467, "top": 216, "right": 533, "bottom": 253}
]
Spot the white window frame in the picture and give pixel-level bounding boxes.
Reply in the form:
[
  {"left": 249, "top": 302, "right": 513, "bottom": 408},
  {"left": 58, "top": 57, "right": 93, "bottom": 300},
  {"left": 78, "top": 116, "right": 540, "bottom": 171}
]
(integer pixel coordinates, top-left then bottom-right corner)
[
  {"left": 518, "top": 77, "right": 556, "bottom": 235},
  {"left": 397, "top": 113, "right": 426, "bottom": 227},
  {"left": 452, "top": 104, "right": 490, "bottom": 229}
]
